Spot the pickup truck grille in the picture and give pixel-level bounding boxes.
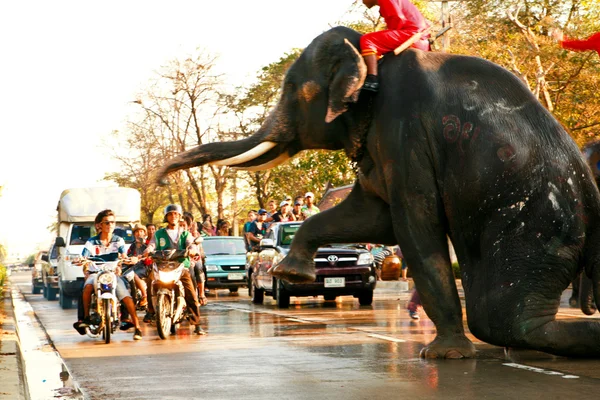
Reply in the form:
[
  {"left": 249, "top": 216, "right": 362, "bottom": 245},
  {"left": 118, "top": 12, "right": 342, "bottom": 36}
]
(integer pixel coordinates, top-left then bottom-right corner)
[
  {"left": 314, "top": 256, "right": 358, "bottom": 268},
  {"left": 221, "top": 265, "right": 246, "bottom": 271}
]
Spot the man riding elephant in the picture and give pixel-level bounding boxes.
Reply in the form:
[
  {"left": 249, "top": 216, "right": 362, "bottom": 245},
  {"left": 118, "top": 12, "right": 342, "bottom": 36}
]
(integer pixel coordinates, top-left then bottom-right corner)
[{"left": 155, "top": 26, "right": 600, "bottom": 359}]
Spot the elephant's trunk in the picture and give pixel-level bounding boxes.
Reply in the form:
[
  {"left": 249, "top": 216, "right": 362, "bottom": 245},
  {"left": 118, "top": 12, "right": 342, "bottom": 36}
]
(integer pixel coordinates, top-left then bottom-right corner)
[
  {"left": 155, "top": 111, "right": 294, "bottom": 184},
  {"left": 579, "top": 273, "right": 597, "bottom": 315}
]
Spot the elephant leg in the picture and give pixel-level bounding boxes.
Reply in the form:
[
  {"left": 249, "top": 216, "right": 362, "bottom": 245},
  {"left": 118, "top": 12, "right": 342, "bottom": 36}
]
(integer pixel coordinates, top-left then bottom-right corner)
[
  {"left": 387, "top": 179, "right": 475, "bottom": 358},
  {"left": 579, "top": 272, "right": 597, "bottom": 315},
  {"left": 569, "top": 273, "right": 580, "bottom": 308},
  {"left": 270, "top": 182, "right": 395, "bottom": 283}
]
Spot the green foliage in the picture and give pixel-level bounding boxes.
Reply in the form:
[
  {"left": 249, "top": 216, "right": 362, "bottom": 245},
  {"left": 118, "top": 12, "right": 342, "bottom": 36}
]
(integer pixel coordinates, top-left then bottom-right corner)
[
  {"left": 452, "top": 262, "right": 461, "bottom": 279},
  {"left": 0, "top": 263, "right": 6, "bottom": 295}
]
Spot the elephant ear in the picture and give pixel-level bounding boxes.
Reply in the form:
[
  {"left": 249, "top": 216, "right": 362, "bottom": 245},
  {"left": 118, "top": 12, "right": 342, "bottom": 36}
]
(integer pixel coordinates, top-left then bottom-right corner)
[{"left": 325, "top": 38, "right": 367, "bottom": 123}]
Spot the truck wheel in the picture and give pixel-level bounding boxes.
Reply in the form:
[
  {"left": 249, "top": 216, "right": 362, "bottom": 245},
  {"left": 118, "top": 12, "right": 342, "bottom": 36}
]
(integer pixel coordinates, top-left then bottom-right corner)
[
  {"left": 46, "top": 285, "right": 57, "bottom": 301},
  {"left": 59, "top": 290, "right": 73, "bottom": 309},
  {"left": 32, "top": 281, "right": 41, "bottom": 295},
  {"left": 358, "top": 291, "right": 374, "bottom": 306},
  {"left": 275, "top": 279, "right": 290, "bottom": 309},
  {"left": 42, "top": 284, "right": 48, "bottom": 299}
]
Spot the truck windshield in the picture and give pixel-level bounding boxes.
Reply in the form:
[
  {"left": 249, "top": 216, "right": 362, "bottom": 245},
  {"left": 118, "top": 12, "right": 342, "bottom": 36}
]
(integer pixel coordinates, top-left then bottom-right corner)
[
  {"left": 69, "top": 224, "right": 134, "bottom": 245},
  {"left": 203, "top": 239, "right": 246, "bottom": 256},
  {"left": 279, "top": 224, "right": 301, "bottom": 246}
]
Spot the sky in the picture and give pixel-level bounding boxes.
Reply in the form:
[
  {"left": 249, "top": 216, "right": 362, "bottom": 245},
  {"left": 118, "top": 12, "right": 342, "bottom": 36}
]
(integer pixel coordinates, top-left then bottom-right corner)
[{"left": 0, "top": 0, "right": 364, "bottom": 261}]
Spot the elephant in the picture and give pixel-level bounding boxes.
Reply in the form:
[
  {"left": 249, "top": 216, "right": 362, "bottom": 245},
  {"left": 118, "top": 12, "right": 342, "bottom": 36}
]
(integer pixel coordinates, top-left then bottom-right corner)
[{"left": 157, "top": 27, "right": 600, "bottom": 358}]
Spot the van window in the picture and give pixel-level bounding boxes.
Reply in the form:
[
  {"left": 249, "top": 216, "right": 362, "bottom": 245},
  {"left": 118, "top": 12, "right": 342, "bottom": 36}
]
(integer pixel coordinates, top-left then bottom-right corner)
[{"left": 70, "top": 225, "right": 94, "bottom": 245}]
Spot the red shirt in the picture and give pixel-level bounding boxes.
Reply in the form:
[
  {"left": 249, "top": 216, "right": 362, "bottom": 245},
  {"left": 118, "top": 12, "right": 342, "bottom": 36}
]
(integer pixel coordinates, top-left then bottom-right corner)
[
  {"left": 378, "top": 0, "right": 429, "bottom": 31},
  {"left": 561, "top": 32, "right": 600, "bottom": 55}
]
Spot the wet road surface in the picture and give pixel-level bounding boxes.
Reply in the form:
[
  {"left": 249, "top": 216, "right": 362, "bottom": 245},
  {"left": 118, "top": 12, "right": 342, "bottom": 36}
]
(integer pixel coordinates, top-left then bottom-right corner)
[{"left": 10, "top": 272, "right": 600, "bottom": 399}]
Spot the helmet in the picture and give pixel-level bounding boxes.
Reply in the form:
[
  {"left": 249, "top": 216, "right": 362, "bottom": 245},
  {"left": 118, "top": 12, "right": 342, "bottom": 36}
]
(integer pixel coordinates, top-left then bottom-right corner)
[{"left": 164, "top": 204, "right": 182, "bottom": 216}]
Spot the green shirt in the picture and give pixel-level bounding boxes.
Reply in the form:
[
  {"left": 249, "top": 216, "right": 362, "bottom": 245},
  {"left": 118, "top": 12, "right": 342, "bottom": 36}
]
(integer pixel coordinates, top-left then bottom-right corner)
[
  {"left": 153, "top": 228, "right": 192, "bottom": 268},
  {"left": 301, "top": 205, "right": 320, "bottom": 219}
]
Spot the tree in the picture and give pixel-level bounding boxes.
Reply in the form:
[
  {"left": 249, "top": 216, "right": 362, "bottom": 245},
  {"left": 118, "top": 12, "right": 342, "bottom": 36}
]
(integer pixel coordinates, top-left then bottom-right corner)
[
  {"left": 449, "top": 0, "right": 600, "bottom": 144},
  {"left": 108, "top": 48, "right": 224, "bottom": 221}
]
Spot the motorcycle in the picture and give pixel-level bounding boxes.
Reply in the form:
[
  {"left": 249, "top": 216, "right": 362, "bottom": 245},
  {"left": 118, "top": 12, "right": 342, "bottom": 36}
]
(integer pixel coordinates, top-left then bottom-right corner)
[
  {"left": 84, "top": 257, "right": 121, "bottom": 344},
  {"left": 121, "top": 259, "right": 147, "bottom": 311},
  {"left": 150, "top": 249, "right": 191, "bottom": 339}
]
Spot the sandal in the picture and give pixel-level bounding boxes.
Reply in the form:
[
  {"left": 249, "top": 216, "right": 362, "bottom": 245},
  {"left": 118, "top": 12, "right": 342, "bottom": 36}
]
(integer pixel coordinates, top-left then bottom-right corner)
[{"left": 139, "top": 296, "right": 148, "bottom": 307}]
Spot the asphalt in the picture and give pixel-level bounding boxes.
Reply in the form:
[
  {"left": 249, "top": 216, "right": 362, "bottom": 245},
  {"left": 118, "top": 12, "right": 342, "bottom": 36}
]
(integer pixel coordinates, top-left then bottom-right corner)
[{"left": 0, "top": 277, "right": 432, "bottom": 400}]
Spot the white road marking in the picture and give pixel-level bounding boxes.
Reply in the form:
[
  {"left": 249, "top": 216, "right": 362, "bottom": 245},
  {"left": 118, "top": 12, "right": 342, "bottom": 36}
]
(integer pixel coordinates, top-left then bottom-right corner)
[
  {"left": 503, "top": 363, "right": 579, "bottom": 379},
  {"left": 367, "top": 333, "right": 406, "bottom": 343}
]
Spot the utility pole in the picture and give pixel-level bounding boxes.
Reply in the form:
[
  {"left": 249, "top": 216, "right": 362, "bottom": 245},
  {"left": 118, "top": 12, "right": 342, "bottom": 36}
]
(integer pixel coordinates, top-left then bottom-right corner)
[{"left": 428, "top": 0, "right": 461, "bottom": 52}]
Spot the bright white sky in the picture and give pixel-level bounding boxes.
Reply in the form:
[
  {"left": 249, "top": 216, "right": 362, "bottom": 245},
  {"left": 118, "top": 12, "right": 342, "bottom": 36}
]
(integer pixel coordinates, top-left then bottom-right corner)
[{"left": 0, "top": 0, "right": 363, "bottom": 260}]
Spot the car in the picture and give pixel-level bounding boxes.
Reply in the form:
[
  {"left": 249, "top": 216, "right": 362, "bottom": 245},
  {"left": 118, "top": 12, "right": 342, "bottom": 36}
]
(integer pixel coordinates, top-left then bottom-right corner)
[
  {"left": 31, "top": 250, "right": 48, "bottom": 294},
  {"left": 247, "top": 222, "right": 377, "bottom": 308},
  {"left": 202, "top": 236, "right": 248, "bottom": 293},
  {"left": 41, "top": 243, "right": 59, "bottom": 300}
]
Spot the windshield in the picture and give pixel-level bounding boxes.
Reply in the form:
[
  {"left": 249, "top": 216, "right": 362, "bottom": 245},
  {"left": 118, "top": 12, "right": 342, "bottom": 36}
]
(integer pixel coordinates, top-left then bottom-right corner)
[
  {"left": 69, "top": 223, "right": 134, "bottom": 245},
  {"left": 279, "top": 224, "right": 301, "bottom": 247},
  {"left": 203, "top": 238, "right": 246, "bottom": 256}
]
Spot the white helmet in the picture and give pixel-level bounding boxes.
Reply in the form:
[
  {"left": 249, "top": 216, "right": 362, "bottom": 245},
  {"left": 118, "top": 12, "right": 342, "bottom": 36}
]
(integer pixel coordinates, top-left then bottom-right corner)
[{"left": 164, "top": 204, "right": 182, "bottom": 216}]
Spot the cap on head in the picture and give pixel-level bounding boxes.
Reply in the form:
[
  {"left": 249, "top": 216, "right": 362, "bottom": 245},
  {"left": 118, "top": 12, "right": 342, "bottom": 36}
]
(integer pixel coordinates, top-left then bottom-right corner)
[
  {"left": 294, "top": 201, "right": 302, "bottom": 206},
  {"left": 305, "top": 192, "right": 314, "bottom": 198},
  {"left": 164, "top": 204, "right": 183, "bottom": 216},
  {"left": 279, "top": 201, "right": 289, "bottom": 208},
  {"left": 258, "top": 209, "right": 268, "bottom": 215},
  {"left": 132, "top": 223, "right": 147, "bottom": 234}
]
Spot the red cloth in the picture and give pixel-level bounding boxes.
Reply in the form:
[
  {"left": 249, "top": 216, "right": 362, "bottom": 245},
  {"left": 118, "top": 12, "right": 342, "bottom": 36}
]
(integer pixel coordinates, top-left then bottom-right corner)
[
  {"left": 561, "top": 32, "right": 600, "bottom": 56},
  {"left": 360, "top": 0, "right": 430, "bottom": 56}
]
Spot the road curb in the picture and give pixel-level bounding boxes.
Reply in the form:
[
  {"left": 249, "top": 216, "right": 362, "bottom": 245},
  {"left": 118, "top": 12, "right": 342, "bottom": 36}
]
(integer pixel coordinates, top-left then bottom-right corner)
[
  {"left": 0, "top": 284, "right": 27, "bottom": 400},
  {"left": 10, "top": 282, "right": 84, "bottom": 400}
]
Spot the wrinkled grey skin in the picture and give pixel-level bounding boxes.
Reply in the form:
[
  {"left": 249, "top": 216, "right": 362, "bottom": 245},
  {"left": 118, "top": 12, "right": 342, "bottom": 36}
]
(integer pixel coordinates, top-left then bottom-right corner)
[{"left": 157, "top": 27, "right": 600, "bottom": 358}]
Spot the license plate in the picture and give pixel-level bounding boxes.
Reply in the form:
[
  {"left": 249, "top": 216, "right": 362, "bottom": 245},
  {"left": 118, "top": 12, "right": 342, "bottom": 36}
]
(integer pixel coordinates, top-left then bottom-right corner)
[
  {"left": 227, "top": 273, "right": 245, "bottom": 281},
  {"left": 324, "top": 277, "right": 345, "bottom": 288}
]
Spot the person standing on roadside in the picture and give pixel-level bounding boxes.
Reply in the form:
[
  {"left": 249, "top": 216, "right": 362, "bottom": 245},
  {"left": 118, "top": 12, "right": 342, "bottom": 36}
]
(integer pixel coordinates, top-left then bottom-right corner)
[
  {"left": 301, "top": 192, "right": 320, "bottom": 220},
  {"left": 247, "top": 209, "right": 268, "bottom": 250}
]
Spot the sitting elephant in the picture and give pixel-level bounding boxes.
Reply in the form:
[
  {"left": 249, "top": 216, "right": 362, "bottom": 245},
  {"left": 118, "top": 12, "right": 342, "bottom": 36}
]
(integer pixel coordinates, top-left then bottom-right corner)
[{"left": 157, "top": 27, "right": 600, "bottom": 358}]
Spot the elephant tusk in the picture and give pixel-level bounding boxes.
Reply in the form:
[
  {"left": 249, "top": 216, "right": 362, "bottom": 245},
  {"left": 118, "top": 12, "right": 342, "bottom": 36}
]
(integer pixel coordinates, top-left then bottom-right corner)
[
  {"left": 210, "top": 141, "right": 277, "bottom": 166},
  {"left": 238, "top": 152, "right": 291, "bottom": 172}
]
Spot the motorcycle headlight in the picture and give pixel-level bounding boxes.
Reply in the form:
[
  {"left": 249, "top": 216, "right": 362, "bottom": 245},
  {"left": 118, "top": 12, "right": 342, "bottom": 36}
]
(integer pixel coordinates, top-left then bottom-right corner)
[
  {"left": 158, "top": 270, "right": 179, "bottom": 283},
  {"left": 98, "top": 273, "right": 114, "bottom": 285},
  {"left": 357, "top": 253, "right": 374, "bottom": 266},
  {"left": 205, "top": 265, "right": 218, "bottom": 271}
]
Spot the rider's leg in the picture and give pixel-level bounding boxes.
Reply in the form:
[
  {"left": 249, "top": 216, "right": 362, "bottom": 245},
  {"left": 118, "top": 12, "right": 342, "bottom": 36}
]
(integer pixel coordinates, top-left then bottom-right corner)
[
  {"left": 133, "top": 273, "right": 147, "bottom": 305},
  {"left": 82, "top": 282, "right": 94, "bottom": 319},
  {"left": 194, "top": 261, "right": 207, "bottom": 305},
  {"left": 180, "top": 269, "right": 201, "bottom": 325},
  {"left": 116, "top": 278, "right": 141, "bottom": 330}
]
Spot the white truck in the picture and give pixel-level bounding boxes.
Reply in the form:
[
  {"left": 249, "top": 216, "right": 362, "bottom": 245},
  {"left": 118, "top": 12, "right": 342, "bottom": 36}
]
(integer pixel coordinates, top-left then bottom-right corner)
[{"left": 54, "top": 187, "right": 141, "bottom": 309}]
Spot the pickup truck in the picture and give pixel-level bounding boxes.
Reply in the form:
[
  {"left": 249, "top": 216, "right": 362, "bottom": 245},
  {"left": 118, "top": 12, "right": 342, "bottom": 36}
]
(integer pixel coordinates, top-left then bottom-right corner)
[{"left": 247, "top": 222, "right": 377, "bottom": 308}]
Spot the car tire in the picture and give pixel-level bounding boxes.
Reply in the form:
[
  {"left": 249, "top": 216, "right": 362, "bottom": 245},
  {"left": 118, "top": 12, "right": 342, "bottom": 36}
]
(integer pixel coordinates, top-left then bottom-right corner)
[
  {"left": 275, "top": 279, "right": 290, "bottom": 309},
  {"left": 59, "top": 290, "right": 74, "bottom": 309},
  {"left": 32, "top": 281, "right": 42, "bottom": 295},
  {"left": 252, "top": 281, "right": 264, "bottom": 304},
  {"left": 358, "top": 291, "right": 374, "bottom": 306},
  {"left": 229, "top": 287, "right": 239, "bottom": 294},
  {"left": 323, "top": 294, "right": 337, "bottom": 301},
  {"left": 46, "top": 285, "right": 57, "bottom": 301}
]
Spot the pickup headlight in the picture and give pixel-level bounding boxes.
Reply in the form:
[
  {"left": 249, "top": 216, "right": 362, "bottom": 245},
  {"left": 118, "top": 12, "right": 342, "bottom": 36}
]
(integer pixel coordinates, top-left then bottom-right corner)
[
  {"left": 357, "top": 253, "right": 374, "bottom": 266},
  {"left": 205, "top": 265, "right": 219, "bottom": 271}
]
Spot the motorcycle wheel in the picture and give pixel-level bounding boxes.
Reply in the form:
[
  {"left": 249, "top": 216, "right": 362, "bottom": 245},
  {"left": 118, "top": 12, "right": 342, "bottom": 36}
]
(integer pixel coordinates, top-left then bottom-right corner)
[
  {"left": 156, "top": 293, "right": 172, "bottom": 340},
  {"left": 103, "top": 298, "right": 111, "bottom": 344}
]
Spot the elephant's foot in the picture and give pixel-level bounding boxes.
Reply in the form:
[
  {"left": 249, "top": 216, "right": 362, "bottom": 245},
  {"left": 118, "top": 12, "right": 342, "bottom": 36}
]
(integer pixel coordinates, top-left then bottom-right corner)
[
  {"left": 269, "top": 256, "right": 316, "bottom": 284},
  {"left": 419, "top": 334, "right": 476, "bottom": 359}
]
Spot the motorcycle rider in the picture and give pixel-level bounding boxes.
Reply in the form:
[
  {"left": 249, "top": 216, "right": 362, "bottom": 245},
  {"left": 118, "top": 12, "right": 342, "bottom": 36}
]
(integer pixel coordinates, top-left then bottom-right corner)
[
  {"left": 143, "top": 204, "right": 206, "bottom": 335},
  {"left": 74, "top": 209, "right": 143, "bottom": 340}
]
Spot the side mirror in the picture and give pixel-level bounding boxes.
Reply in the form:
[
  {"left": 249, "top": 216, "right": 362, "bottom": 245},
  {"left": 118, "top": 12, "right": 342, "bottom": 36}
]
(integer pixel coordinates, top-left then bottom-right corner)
[
  {"left": 259, "top": 238, "right": 275, "bottom": 248},
  {"left": 41, "top": 255, "right": 49, "bottom": 262},
  {"left": 55, "top": 237, "right": 66, "bottom": 247}
]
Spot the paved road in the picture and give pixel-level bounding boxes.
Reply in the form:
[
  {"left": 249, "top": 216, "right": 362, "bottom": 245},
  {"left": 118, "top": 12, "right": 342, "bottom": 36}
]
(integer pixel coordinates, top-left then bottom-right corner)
[{"left": 10, "top": 271, "right": 600, "bottom": 399}]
